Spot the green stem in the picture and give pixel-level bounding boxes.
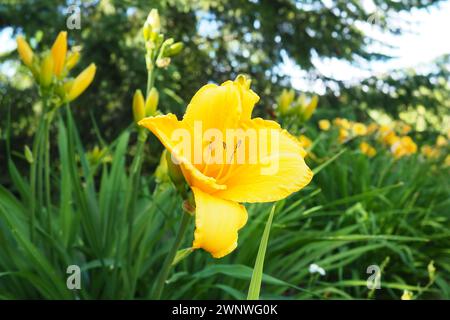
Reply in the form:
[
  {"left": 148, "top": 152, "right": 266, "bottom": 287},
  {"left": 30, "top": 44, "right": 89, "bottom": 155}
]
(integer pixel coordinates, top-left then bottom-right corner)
[
  {"left": 152, "top": 210, "right": 191, "bottom": 299},
  {"left": 29, "top": 95, "right": 48, "bottom": 241}
]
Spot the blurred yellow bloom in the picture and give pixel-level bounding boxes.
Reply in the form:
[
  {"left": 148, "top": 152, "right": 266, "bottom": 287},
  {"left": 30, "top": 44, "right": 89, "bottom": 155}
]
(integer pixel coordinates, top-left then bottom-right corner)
[
  {"left": 378, "top": 125, "right": 396, "bottom": 145},
  {"left": 16, "top": 36, "right": 34, "bottom": 67},
  {"left": 359, "top": 142, "right": 376, "bottom": 157},
  {"left": 334, "top": 118, "right": 350, "bottom": 130},
  {"left": 318, "top": 119, "right": 331, "bottom": 131},
  {"left": 367, "top": 123, "right": 378, "bottom": 134},
  {"left": 66, "top": 63, "right": 96, "bottom": 102},
  {"left": 352, "top": 122, "right": 367, "bottom": 136},
  {"left": 421, "top": 145, "right": 440, "bottom": 159},
  {"left": 139, "top": 76, "right": 312, "bottom": 258},
  {"left": 400, "top": 123, "right": 412, "bottom": 135},
  {"left": 51, "top": 31, "right": 67, "bottom": 77},
  {"left": 391, "top": 136, "right": 417, "bottom": 159},
  {"left": 297, "top": 135, "right": 311, "bottom": 157},
  {"left": 436, "top": 135, "right": 447, "bottom": 147},
  {"left": 338, "top": 128, "right": 349, "bottom": 143}
]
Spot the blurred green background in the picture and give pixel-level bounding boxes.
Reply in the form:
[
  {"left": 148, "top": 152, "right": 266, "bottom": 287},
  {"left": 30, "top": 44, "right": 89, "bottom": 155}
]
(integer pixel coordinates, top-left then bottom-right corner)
[{"left": 1, "top": 0, "right": 449, "bottom": 173}]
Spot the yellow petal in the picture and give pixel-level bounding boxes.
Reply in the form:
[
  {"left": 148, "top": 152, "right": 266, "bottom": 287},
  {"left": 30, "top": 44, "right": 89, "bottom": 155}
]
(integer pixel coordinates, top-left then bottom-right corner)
[
  {"left": 192, "top": 187, "right": 247, "bottom": 258},
  {"left": 233, "top": 76, "right": 260, "bottom": 120},
  {"left": 67, "top": 63, "right": 96, "bottom": 101},
  {"left": 51, "top": 31, "right": 67, "bottom": 77},
  {"left": 214, "top": 118, "right": 313, "bottom": 203},
  {"left": 138, "top": 114, "right": 226, "bottom": 193},
  {"left": 182, "top": 82, "right": 241, "bottom": 132}
]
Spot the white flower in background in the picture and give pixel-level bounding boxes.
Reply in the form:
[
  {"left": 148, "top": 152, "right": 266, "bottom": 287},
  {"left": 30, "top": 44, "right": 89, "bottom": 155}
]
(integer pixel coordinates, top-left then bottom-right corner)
[{"left": 309, "top": 263, "right": 326, "bottom": 276}]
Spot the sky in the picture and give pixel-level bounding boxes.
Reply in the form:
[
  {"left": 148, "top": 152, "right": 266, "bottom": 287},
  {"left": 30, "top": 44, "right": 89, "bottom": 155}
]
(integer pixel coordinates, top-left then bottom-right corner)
[
  {"left": 2, "top": 0, "right": 450, "bottom": 92},
  {"left": 283, "top": 0, "right": 450, "bottom": 93}
]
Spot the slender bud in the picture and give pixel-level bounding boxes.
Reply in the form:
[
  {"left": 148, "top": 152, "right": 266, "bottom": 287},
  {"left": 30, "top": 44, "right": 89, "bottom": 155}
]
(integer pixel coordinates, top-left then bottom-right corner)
[
  {"left": 278, "top": 89, "right": 295, "bottom": 114},
  {"left": 303, "top": 95, "right": 318, "bottom": 121},
  {"left": 165, "top": 150, "right": 186, "bottom": 195},
  {"left": 24, "top": 145, "right": 34, "bottom": 164},
  {"left": 51, "top": 31, "right": 67, "bottom": 77},
  {"left": 40, "top": 52, "right": 54, "bottom": 87},
  {"left": 16, "top": 36, "right": 34, "bottom": 67},
  {"left": 132, "top": 89, "right": 146, "bottom": 123},
  {"left": 146, "top": 9, "right": 161, "bottom": 35},
  {"left": 145, "top": 87, "right": 159, "bottom": 116},
  {"left": 66, "top": 63, "right": 96, "bottom": 102},
  {"left": 65, "top": 51, "right": 80, "bottom": 72}
]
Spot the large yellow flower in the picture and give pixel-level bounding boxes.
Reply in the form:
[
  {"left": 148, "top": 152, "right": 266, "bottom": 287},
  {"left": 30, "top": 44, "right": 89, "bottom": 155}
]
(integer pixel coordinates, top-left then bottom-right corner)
[{"left": 139, "top": 77, "right": 313, "bottom": 258}]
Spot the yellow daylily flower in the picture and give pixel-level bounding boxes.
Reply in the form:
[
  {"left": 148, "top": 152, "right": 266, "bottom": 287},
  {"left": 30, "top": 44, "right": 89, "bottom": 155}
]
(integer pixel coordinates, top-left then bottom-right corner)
[
  {"left": 359, "top": 142, "right": 376, "bottom": 158},
  {"left": 318, "top": 119, "right": 330, "bottom": 131},
  {"left": 352, "top": 122, "right": 367, "bottom": 136},
  {"left": 51, "top": 31, "right": 68, "bottom": 77},
  {"left": 421, "top": 145, "right": 440, "bottom": 159},
  {"left": 16, "top": 36, "right": 34, "bottom": 67},
  {"left": 66, "top": 63, "right": 96, "bottom": 102},
  {"left": 391, "top": 136, "right": 417, "bottom": 159},
  {"left": 333, "top": 117, "right": 351, "bottom": 130},
  {"left": 139, "top": 76, "right": 313, "bottom": 258}
]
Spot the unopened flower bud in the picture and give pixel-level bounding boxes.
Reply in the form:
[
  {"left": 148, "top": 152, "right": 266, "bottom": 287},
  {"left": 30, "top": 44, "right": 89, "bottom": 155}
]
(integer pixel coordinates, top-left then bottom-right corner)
[
  {"left": 66, "top": 63, "right": 96, "bottom": 102},
  {"left": 40, "top": 52, "right": 54, "bottom": 87},
  {"left": 16, "top": 36, "right": 34, "bottom": 67},
  {"left": 132, "top": 89, "right": 146, "bottom": 123},
  {"left": 165, "top": 42, "right": 184, "bottom": 57},
  {"left": 24, "top": 145, "right": 34, "bottom": 164},
  {"left": 145, "top": 87, "right": 159, "bottom": 116},
  {"left": 65, "top": 51, "right": 80, "bottom": 72}
]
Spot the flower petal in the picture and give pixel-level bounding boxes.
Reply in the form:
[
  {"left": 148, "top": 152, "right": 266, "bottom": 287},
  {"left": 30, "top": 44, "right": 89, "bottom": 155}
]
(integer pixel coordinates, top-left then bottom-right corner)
[
  {"left": 182, "top": 82, "right": 241, "bottom": 132},
  {"left": 214, "top": 118, "right": 313, "bottom": 203},
  {"left": 192, "top": 187, "right": 247, "bottom": 258},
  {"left": 233, "top": 80, "right": 260, "bottom": 120},
  {"left": 139, "top": 114, "right": 226, "bottom": 193}
]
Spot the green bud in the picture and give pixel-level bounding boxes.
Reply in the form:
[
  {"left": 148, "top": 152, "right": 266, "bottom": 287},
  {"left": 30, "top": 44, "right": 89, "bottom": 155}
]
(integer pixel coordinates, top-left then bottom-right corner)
[
  {"left": 145, "top": 87, "right": 159, "bottom": 116},
  {"left": 165, "top": 150, "right": 186, "bottom": 195},
  {"left": 132, "top": 89, "right": 146, "bottom": 123},
  {"left": 39, "top": 52, "right": 53, "bottom": 88},
  {"left": 165, "top": 42, "right": 184, "bottom": 57},
  {"left": 428, "top": 260, "right": 436, "bottom": 282},
  {"left": 24, "top": 145, "right": 34, "bottom": 164}
]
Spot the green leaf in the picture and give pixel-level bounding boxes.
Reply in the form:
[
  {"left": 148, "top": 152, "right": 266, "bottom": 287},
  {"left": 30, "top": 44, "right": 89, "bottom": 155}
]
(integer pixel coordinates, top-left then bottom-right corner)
[{"left": 247, "top": 205, "right": 275, "bottom": 300}]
